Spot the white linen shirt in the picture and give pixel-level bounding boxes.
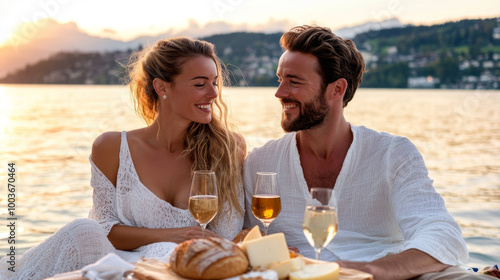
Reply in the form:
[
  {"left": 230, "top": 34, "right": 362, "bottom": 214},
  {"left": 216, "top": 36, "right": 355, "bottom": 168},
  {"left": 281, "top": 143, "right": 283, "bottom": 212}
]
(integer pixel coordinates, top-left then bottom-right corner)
[{"left": 243, "top": 124, "right": 468, "bottom": 265}]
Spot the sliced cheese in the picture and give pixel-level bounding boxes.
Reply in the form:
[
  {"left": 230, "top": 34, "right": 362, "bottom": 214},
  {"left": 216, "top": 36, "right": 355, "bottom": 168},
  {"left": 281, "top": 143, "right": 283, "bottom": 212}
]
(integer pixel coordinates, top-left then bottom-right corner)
[
  {"left": 240, "top": 226, "right": 263, "bottom": 254},
  {"left": 268, "top": 256, "right": 306, "bottom": 279},
  {"left": 289, "top": 263, "right": 340, "bottom": 280},
  {"left": 245, "top": 233, "right": 290, "bottom": 270}
]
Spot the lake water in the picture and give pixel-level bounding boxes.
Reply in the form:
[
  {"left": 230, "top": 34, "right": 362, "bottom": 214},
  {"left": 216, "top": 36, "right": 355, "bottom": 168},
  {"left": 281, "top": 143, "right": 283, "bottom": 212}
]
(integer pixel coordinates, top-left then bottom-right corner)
[{"left": 0, "top": 85, "right": 499, "bottom": 268}]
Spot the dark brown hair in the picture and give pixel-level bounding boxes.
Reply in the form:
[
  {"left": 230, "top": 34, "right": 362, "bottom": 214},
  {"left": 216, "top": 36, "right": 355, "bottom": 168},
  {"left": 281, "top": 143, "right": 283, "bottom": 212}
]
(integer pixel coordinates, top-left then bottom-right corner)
[{"left": 280, "top": 25, "right": 365, "bottom": 107}]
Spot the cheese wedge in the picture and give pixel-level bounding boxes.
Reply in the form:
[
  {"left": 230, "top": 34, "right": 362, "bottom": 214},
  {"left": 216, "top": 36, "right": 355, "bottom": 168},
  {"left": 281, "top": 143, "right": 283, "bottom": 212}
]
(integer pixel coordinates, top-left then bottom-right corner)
[
  {"left": 240, "top": 226, "right": 263, "bottom": 254},
  {"left": 289, "top": 263, "right": 340, "bottom": 280},
  {"left": 268, "top": 256, "right": 306, "bottom": 279},
  {"left": 245, "top": 233, "right": 290, "bottom": 269}
]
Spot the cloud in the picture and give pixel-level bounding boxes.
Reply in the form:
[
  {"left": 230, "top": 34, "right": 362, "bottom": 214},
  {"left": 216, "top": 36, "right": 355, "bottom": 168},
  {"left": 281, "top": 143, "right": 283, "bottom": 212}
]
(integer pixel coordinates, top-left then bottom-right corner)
[
  {"left": 161, "top": 17, "right": 293, "bottom": 39},
  {"left": 248, "top": 18, "right": 296, "bottom": 33},
  {"left": 6, "top": 18, "right": 86, "bottom": 46},
  {"left": 100, "top": 28, "right": 117, "bottom": 36},
  {"left": 0, "top": 18, "right": 128, "bottom": 78}
]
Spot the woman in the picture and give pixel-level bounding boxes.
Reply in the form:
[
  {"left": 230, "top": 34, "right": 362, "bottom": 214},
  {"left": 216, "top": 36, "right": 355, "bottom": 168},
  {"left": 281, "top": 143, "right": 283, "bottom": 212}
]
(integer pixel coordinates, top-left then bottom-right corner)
[{"left": 2, "top": 37, "right": 246, "bottom": 280}]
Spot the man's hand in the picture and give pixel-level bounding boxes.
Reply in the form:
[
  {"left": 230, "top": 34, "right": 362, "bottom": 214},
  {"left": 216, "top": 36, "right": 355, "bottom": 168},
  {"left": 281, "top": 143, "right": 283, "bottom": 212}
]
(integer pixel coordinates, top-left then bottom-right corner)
[{"left": 336, "top": 249, "right": 449, "bottom": 280}]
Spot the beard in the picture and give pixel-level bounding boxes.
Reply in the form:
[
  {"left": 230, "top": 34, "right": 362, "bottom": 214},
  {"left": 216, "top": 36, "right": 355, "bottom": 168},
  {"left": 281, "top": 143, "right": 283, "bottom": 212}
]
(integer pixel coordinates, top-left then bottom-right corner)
[{"left": 281, "top": 89, "right": 330, "bottom": 132}]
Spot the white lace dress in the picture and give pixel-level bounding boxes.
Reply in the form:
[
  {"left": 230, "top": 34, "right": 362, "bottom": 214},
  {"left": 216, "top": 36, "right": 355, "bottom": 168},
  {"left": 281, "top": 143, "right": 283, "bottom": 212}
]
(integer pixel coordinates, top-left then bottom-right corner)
[{"left": 0, "top": 131, "right": 244, "bottom": 280}]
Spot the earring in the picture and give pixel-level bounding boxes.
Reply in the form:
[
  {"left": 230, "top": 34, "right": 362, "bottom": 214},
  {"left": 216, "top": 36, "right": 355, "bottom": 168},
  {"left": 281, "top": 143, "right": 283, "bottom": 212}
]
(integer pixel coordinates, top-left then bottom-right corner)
[{"left": 162, "top": 95, "right": 167, "bottom": 100}]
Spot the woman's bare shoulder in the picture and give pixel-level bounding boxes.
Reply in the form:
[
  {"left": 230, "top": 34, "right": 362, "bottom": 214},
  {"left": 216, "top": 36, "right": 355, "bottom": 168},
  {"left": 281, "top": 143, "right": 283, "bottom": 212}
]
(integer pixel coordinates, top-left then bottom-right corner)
[
  {"left": 91, "top": 131, "right": 122, "bottom": 186},
  {"left": 92, "top": 131, "right": 122, "bottom": 151}
]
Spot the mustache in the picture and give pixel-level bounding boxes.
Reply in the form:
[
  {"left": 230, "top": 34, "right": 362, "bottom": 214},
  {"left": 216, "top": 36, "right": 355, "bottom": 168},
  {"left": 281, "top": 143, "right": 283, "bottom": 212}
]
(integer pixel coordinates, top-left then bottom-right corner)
[{"left": 280, "top": 98, "right": 300, "bottom": 104}]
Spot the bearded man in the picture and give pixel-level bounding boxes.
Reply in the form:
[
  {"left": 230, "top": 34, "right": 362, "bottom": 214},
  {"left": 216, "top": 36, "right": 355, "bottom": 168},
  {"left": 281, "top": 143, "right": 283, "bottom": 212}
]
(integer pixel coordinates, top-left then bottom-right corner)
[{"left": 243, "top": 25, "right": 492, "bottom": 280}]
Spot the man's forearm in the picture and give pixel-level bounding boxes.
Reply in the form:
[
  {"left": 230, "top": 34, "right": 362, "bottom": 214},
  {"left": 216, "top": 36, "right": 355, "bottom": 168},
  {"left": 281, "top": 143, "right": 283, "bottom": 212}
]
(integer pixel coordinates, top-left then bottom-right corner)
[{"left": 337, "top": 249, "right": 450, "bottom": 280}]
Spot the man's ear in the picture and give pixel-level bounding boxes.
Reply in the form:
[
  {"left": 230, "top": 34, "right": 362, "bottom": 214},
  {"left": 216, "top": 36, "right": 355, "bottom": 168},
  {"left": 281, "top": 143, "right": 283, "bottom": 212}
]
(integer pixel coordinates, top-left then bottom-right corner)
[
  {"left": 152, "top": 78, "right": 169, "bottom": 97},
  {"left": 325, "top": 78, "right": 347, "bottom": 102}
]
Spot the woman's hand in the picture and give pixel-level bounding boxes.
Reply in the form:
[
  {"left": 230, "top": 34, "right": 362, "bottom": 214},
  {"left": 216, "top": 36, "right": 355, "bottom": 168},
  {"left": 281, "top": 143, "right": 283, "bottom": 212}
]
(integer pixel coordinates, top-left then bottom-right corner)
[{"left": 163, "top": 226, "right": 220, "bottom": 243}]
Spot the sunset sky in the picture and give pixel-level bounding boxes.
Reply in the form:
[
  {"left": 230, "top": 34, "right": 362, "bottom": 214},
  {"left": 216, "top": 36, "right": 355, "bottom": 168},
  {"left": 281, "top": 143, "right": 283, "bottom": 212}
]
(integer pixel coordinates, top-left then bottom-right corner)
[{"left": 0, "top": 0, "right": 499, "bottom": 46}]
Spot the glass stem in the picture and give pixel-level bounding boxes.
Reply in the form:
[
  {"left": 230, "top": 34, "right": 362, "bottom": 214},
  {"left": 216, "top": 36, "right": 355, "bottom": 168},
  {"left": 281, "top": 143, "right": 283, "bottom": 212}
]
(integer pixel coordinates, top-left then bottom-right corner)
[
  {"left": 316, "top": 248, "right": 322, "bottom": 260},
  {"left": 201, "top": 224, "right": 206, "bottom": 238}
]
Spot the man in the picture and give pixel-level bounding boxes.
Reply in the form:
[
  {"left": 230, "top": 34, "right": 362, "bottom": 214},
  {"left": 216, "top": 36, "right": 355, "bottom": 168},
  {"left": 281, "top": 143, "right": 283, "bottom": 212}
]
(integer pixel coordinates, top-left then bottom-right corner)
[{"left": 243, "top": 25, "right": 491, "bottom": 279}]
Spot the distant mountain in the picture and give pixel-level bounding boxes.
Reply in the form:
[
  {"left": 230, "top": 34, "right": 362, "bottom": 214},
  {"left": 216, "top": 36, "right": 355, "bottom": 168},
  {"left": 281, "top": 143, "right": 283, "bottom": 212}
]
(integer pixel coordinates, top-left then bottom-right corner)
[
  {"left": 0, "top": 18, "right": 400, "bottom": 78},
  {"left": 0, "top": 19, "right": 136, "bottom": 78}
]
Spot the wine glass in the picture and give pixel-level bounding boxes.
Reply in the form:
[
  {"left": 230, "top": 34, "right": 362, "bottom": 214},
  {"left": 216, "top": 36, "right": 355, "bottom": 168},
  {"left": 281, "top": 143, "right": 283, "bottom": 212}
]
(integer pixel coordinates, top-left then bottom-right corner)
[
  {"left": 302, "top": 188, "right": 338, "bottom": 260},
  {"left": 188, "top": 170, "right": 218, "bottom": 238},
  {"left": 251, "top": 172, "right": 281, "bottom": 235}
]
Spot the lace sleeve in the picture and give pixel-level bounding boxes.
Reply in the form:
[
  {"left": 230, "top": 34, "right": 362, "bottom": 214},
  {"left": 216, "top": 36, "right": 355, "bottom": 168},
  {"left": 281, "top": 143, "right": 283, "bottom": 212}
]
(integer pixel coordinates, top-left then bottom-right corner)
[{"left": 88, "top": 156, "right": 121, "bottom": 235}]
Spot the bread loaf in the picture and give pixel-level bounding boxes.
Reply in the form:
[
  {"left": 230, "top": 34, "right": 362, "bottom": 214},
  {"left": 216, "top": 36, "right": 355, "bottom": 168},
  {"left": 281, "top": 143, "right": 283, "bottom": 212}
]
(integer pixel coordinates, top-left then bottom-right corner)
[
  {"left": 232, "top": 226, "right": 263, "bottom": 244},
  {"left": 170, "top": 237, "right": 249, "bottom": 279}
]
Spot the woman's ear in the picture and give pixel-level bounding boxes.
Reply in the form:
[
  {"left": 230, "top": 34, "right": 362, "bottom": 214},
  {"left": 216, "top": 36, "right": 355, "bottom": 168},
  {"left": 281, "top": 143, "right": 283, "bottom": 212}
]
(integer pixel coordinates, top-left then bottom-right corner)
[{"left": 152, "top": 78, "right": 169, "bottom": 98}]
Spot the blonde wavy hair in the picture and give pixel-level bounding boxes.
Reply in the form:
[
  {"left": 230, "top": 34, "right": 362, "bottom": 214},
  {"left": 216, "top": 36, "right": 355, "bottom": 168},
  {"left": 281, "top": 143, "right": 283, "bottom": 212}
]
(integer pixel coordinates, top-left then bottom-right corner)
[{"left": 126, "top": 37, "right": 244, "bottom": 217}]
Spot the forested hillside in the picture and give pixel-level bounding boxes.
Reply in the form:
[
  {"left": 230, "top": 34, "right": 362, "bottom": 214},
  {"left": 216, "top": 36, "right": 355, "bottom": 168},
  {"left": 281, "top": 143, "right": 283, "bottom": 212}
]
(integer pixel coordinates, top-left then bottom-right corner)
[{"left": 354, "top": 18, "right": 500, "bottom": 88}]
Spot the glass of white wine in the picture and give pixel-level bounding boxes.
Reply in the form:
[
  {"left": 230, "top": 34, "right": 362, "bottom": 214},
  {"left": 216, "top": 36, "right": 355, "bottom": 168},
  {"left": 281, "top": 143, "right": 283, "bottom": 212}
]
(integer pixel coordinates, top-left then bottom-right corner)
[
  {"left": 251, "top": 172, "right": 281, "bottom": 235},
  {"left": 188, "top": 170, "right": 218, "bottom": 238},
  {"left": 303, "top": 188, "right": 338, "bottom": 260}
]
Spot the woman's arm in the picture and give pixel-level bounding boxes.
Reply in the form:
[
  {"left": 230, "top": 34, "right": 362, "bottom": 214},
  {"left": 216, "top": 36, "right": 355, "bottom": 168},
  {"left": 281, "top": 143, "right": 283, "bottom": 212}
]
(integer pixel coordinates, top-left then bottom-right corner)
[
  {"left": 337, "top": 249, "right": 449, "bottom": 280},
  {"left": 107, "top": 225, "right": 220, "bottom": 250}
]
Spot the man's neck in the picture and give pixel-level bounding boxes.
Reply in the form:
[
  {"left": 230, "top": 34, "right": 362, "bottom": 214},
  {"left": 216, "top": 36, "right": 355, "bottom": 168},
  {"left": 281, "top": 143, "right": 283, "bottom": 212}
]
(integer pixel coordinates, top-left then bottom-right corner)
[{"left": 296, "top": 116, "right": 352, "bottom": 161}]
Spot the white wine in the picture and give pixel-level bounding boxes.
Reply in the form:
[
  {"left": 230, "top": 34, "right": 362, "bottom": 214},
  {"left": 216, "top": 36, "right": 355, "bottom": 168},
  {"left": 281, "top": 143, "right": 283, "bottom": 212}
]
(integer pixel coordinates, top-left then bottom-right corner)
[
  {"left": 303, "top": 206, "right": 337, "bottom": 250},
  {"left": 189, "top": 195, "right": 218, "bottom": 225},
  {"left": 252, "top": 195, "right": 281, "bottom": 222}
]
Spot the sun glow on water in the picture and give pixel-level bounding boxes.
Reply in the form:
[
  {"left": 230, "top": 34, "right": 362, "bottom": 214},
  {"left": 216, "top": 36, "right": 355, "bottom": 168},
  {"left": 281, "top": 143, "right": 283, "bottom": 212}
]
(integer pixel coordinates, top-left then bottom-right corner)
[{"left": 0, "top": 86, "right": 12, "bottom": 141}]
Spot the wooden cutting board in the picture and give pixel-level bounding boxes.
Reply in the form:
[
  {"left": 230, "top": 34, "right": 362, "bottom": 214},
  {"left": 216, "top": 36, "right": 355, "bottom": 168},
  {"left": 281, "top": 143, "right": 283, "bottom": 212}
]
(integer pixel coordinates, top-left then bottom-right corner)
[
  {"left": 45, "top": 257, "right": 373, "bottom": 280},
  {"left": 132, "top": 258, "right": 374, "bottom": 280}
]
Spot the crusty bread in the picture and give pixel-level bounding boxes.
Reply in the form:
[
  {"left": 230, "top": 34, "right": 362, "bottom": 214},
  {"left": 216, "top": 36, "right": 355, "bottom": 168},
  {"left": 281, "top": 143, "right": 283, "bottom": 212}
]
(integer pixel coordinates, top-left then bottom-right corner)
[
  {"left": 232, "top": 228, "right": 252, "bottom": 244},
  {"left": 170, "top": 237, "right": 249, "bottom": 279},
  {"left": 232, "top": 227, "right": 265, "bottom": 244}
]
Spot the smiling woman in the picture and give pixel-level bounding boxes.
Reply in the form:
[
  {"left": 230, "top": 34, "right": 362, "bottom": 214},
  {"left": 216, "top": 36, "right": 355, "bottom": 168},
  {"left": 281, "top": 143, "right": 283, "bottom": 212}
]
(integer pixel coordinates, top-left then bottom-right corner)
[{"left": 0, "top": 37, "right": 248, "bottom": 280}]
